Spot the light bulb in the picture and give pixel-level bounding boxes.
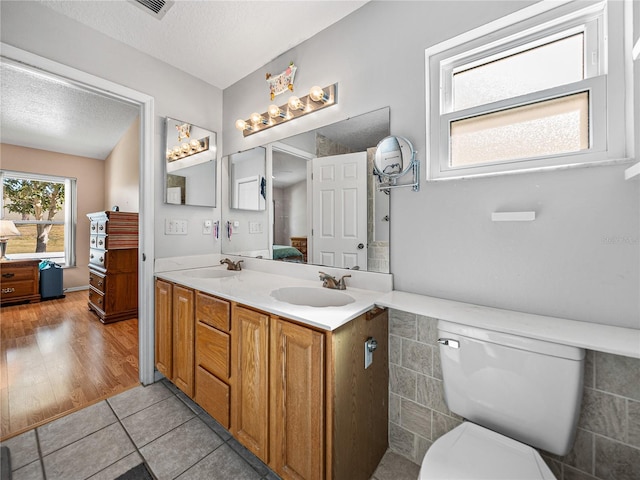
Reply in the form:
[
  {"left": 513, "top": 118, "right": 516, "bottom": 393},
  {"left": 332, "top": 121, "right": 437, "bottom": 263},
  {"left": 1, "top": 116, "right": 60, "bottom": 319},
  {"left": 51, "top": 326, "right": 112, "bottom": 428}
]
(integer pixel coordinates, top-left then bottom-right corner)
[
  {"left": 166, "top": 149, "right": 172, "bottom": 159},
  {"left": 172, "top": 146, "right": 181, "bottom": 157},
  {"left": 235, "top": 119, "right": 248, "bottom": 131},
  {"left": 250, "top": 112, "right": 264, "bottom": 124},
  {"left": 190, "top": 139, "right": 201, "bottom": 151},
  {"left": 309, "top": 86, "right": 328, "bottom": 103},
  {"left": 268, "top": 104, "right": 283, "bottom": 118},
  {"left": 288, "top": 96, "right": 304, "bottom": 111},
  {"left": 181, "top": 143, "right": 191, "bottom": 153}
]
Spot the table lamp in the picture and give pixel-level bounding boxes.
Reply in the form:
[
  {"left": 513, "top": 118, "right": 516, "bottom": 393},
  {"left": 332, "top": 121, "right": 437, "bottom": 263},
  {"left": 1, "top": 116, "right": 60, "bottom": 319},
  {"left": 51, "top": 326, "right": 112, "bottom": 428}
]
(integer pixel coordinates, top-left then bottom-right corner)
[{"left": 0, "top": 220, "right": 21, "bottom": 261}]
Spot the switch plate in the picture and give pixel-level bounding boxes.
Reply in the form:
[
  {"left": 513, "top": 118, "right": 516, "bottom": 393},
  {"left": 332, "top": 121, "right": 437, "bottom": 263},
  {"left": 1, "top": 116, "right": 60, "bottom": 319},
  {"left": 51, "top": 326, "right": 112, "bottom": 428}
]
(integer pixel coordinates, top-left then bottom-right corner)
[
  {"left": 202, "top": 220, "right": 213, "bottom": 235},
  {"left": 165, "top": 219, "right": 188, "bottom": 235},
  {"left": 364, "top": 340, "right": 373, "bottom": 369},
  {"left": 249, "top": 222, "right": 262, "bottom": 234}
]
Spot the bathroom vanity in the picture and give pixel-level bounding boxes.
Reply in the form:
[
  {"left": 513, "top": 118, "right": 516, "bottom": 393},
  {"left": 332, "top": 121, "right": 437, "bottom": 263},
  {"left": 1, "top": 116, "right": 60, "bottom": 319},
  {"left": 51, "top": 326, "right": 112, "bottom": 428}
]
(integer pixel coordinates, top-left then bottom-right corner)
[{"left": 154, "top": 262, "right": 390, "bottom": 480}]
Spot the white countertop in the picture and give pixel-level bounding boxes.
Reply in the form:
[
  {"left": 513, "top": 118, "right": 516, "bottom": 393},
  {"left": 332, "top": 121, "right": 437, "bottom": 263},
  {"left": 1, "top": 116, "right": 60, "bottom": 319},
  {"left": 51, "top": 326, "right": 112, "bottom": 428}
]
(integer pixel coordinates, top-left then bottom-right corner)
[
  {"left": 154, "top": 255, "right": 639, "bottom": 358},
  {"left": 377, "top": 290, "right": 640, "bottom": 359},
  {"left": 155, "top": 265, "right": 383, "bottom": 331}
]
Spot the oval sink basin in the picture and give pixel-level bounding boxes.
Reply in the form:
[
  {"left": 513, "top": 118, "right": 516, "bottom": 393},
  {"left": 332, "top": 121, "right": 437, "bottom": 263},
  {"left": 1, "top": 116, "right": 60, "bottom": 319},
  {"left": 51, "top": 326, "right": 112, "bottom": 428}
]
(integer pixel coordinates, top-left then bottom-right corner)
[
  {"left": 182, "top": 268, "right": 238, "bottom": 279},
  {"left": 271, "top": 287, "right": 355, "bottom": 307}
]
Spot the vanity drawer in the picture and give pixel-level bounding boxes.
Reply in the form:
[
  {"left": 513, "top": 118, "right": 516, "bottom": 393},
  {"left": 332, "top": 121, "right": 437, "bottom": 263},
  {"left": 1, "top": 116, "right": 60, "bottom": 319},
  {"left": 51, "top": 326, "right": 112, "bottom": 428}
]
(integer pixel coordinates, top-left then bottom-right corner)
[
  {"left": 196, "top": 322, "right": 230, "bottom": 380},
  {"left": 196, "top": 292, "right": 230, "bottom": 331},
  {"left": 89, "top": 270, "right": 106, "bottom": 294},
  {"left": 195, "top": 366, "right": 230, "bottom": 429}
]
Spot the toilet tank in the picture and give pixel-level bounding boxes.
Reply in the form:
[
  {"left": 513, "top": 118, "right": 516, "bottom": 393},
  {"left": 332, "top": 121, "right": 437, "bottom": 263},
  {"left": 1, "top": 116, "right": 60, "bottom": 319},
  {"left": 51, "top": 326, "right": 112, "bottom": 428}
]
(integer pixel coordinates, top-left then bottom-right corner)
[{"left": 437, "top": 320, "right": 585, "bottom": 456}]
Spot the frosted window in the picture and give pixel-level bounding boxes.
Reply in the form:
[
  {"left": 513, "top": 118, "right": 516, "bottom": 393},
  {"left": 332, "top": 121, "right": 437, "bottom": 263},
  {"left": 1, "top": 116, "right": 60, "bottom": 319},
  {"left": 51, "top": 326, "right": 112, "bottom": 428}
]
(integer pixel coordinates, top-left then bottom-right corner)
[
  {"left": 450, "top": 92, "right": 589, "bottom": 167},
  {"left": 453, "top": 34, "right": 584, "bottom": 111}
]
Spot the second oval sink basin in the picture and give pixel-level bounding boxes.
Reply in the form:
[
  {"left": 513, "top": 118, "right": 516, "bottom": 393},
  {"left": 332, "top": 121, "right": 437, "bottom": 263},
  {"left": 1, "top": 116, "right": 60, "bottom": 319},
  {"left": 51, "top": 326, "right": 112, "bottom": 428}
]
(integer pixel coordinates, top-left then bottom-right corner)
[
  {"left": 271, "top": 287, "right": 355, "bottom": 307},
  {"left": 182, "top": 268, "right": 239, "bottom": 279}
]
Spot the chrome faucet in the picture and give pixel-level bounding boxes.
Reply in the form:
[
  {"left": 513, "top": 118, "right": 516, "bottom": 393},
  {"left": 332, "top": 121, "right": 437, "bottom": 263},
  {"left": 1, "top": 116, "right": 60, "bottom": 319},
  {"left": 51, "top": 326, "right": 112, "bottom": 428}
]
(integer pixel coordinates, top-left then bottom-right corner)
[
  {"left": 318, "top": 271, "right": 351, "bottom": 290},
  {"left": 220, "top": 258, "right": 243, "bottom": 271}
]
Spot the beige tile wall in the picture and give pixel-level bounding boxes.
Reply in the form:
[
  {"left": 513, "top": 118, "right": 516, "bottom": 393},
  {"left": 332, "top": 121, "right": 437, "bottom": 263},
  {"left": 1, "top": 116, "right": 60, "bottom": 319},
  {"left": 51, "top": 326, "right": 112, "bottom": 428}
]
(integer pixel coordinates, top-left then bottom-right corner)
[{"left": 388, "top": 309, "right": 640, "bottom": 480}]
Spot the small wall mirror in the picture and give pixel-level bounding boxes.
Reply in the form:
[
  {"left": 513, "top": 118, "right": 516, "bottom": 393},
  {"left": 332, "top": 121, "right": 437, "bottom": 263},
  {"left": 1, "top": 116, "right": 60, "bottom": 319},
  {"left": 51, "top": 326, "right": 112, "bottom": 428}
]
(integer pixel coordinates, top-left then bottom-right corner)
[
  {"left": 164, "top": 117, "right": 217, "bottom": 207},
  {"left": 229, "top": 147, "right": 267, "bottom": 211},
  {"left": 374, "top": 135, "right": 419, "bottom": 192}
]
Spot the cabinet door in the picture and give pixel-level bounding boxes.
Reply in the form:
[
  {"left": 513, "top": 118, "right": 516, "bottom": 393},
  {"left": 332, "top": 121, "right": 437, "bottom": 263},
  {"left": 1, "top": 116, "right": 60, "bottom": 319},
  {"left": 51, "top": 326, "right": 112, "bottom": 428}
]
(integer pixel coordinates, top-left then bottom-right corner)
[
  {"left": 232, "top": 305, "right": 270, "bottom": 463},
  {"left": 172, "top": 285, "right": 195, "bottom": 397},
  {"left": 270, "top": 319, "right": 324, "bottom": 480},
  {"left": 154, "top": 279, "right": 173, "bottom": 379}
]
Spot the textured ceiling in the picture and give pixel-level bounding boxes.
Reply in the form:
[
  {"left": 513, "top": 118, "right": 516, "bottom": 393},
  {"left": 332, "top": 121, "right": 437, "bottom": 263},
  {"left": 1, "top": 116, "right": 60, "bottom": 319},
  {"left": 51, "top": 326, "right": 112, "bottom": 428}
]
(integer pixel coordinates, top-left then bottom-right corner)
[
  {"left": 1, "top": 0, "right": 368, "bottom": 160},
  {"left": 1, "top": 62, "right": 140, "bottom": 160},
  {"left": 39, "top": 0, "right": 369, "bottom": 90}
]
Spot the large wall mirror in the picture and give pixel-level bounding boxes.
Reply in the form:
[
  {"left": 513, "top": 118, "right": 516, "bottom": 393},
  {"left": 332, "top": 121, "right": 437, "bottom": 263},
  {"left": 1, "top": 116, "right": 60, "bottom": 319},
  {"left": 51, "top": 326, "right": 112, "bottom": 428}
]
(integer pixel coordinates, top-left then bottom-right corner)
[
  {"left": 229, "top": 147, "right": 267, "bottom": 211},
  {"left": 164, "top": 117, "right": 217, "bottom": 207},
  {"left": 222, "top": 107, "right": 390, "bottom": 273}
]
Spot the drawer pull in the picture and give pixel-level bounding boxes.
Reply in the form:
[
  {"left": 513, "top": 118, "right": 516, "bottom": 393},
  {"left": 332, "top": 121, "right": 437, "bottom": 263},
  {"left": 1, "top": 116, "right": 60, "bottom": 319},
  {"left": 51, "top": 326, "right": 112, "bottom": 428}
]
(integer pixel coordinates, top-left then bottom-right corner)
[
  {"left": 97, "top": 281, "right": 103, "bottom": 287},
  {"left": 2, "top": 273, "right": 15, "bottom": 278},
  {"left": 99, "top": 225, "right": 104, "bottom": 231},
  {"left": 90, "top": 254, "right": 94, "bottom": 259},
  {"left": 98, "top": 239, "right": 104, "bottom": 246},
  {"left": 91, "top": 239, "right": 96, "bottom": 245},
  {"left": 1, "top": 287, "right": 16, "bottom": 294},
  {"left": 91, "top": 225, "right": 96, "bottom": 231},
  {"left": 99, "top": 257, "right": 104, "bottom": 263}
]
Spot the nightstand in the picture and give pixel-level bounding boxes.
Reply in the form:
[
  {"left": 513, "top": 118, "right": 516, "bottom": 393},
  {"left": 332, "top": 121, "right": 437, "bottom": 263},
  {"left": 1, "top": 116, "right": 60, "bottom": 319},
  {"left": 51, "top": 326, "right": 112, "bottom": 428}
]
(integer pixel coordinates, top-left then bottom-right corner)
[{"left": 0, "top": 259, "right": 41, "bottom": 306}]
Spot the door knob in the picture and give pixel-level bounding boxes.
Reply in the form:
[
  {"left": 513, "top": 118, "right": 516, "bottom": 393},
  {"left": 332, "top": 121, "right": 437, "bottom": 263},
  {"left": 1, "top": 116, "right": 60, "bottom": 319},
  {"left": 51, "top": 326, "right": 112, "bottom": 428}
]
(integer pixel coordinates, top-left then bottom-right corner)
[{"left": 357, "top": 243, "right": 364, "bottom": 250}]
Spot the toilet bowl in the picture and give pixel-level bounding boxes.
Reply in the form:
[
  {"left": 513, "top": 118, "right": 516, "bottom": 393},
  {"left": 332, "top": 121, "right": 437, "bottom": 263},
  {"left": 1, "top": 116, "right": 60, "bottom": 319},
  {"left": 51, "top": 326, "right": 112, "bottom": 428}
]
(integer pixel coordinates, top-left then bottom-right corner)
[
  {"left": 418, "top": 422, "right": 555, "bottom": 480},
  {"left": 418, "top": 320, "right": 584, "bottom": 480}
]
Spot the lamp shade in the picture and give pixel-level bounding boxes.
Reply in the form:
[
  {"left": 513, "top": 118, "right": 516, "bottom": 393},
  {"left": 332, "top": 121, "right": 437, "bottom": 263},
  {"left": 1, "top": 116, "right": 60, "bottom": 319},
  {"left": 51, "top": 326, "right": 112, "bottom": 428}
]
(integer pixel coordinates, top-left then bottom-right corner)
[{"left": 0, "top": 220, "right": 21, "bottom": 237}]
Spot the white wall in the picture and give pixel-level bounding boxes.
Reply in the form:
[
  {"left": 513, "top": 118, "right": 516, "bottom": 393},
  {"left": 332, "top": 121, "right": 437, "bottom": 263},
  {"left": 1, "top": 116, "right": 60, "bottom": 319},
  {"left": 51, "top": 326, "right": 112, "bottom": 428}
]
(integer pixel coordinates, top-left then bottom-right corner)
[
  {"left": 0, "top": 1, "right": 224, "bottom": 261},
  {"left": 223, "top": 1, "right": 639, "bottom": 328}
]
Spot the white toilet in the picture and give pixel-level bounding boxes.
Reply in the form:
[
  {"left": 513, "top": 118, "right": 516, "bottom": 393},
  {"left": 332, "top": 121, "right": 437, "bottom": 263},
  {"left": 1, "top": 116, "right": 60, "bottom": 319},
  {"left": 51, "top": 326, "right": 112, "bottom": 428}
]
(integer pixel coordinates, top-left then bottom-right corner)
[{"left": 419, "top": 320, "right": 585, "bottom": 480}]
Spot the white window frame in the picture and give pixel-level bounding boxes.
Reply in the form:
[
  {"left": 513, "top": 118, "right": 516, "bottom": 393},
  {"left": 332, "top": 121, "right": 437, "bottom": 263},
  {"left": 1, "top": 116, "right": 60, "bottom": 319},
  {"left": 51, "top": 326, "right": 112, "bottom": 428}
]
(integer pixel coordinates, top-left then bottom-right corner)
[
  {"left": 1, "top": 170, "right": 77, "bottom": 267},
  {"left": 425, "top": 0, "right": 632, "bottom": 181}
]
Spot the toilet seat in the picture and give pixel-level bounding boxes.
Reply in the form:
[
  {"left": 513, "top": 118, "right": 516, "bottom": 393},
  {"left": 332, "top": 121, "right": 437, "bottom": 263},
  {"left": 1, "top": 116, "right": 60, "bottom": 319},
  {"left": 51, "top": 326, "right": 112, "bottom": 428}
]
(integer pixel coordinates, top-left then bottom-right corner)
[{"left": 419, "top": 422, "right": 556, "bottom": 480}]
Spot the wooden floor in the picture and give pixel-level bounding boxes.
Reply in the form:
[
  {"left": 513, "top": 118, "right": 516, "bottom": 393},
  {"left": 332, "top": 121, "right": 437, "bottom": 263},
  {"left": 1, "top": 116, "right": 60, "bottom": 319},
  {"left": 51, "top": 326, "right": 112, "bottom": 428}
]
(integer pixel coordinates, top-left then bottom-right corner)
[{"left": 0, "top": 290, "right": 139, "bottom": 440}]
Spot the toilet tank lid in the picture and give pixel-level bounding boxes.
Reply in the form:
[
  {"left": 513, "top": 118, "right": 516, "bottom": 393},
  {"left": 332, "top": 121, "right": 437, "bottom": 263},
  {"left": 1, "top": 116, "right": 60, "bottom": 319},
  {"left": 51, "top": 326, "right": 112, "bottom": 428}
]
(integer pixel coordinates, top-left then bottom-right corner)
[{"left": 438, "top": 320, "right": 585, "bottom": 361}]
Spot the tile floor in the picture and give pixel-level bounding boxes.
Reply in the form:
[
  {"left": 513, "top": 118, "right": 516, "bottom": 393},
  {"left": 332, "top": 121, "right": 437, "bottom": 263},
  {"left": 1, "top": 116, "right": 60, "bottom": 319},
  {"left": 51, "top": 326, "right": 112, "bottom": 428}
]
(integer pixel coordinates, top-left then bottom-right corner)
[{"left": 1, "top": 379, "right": 420, "bottom": 480}]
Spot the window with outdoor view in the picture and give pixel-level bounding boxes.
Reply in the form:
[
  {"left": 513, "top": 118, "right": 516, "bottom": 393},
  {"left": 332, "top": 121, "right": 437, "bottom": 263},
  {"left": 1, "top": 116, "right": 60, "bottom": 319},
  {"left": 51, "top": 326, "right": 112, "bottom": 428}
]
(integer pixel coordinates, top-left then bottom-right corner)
[
  {"left": 1, "top": 170, "right": 76, "bottom": 266},
  {"left": 426, "top": 0, "right": 630, "bottom": 180}
]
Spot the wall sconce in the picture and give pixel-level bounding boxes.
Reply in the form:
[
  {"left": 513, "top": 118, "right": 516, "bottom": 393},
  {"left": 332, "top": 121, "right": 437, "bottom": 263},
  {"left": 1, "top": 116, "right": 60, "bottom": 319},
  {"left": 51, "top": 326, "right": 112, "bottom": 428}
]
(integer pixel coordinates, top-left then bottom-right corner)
[
  {"left": 235, "top": 83, "right": 337, "bottom": 137},
  {"left": 166, "top": 136, "right": 210, "bottom": 162},
  {"left": 0, "top": 219, "right": 21, "bottom": 261}
]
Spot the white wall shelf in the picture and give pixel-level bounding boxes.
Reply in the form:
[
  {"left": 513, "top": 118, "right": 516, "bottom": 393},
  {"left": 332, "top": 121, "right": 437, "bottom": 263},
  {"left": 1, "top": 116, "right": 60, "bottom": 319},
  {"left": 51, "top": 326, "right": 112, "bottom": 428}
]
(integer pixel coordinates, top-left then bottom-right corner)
[{"left": 624, "top": 161, "right": 640, "bottom": 180}]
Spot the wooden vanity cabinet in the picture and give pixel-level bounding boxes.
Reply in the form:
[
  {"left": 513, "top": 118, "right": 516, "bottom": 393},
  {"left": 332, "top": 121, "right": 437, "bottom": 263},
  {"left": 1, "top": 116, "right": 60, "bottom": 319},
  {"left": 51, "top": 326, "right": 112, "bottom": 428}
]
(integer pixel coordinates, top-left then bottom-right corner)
[
  {"left": 232, "top": 304, "right": 270, "bottom": 462},
  {"left": 195, "top": 291, "right": 232, "bottom": 429},
  {"left": 154, "top": 279, "right": 173, "bottom": 379},
  {"left": 270, "top": 317, "right": 325, "bottom": 480},
  {"left": 153, "top": 279, "right": 195, "bottom": 397},
  {"left": 154, "top": 278, "right": 388, "bottom": 480},
  {"left": 172, "top": 284, "right": 195, "bottom": 397}
]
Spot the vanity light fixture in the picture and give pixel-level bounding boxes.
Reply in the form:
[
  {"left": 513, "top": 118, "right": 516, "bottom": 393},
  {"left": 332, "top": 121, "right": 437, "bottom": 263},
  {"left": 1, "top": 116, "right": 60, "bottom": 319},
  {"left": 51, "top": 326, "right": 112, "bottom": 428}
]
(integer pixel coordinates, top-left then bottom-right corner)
[
  {"left": 165, "top": 136, "right": 209, "bottom": 162},
  {"left": 235, "top": 83, "right": 338, "bottom": 137}
]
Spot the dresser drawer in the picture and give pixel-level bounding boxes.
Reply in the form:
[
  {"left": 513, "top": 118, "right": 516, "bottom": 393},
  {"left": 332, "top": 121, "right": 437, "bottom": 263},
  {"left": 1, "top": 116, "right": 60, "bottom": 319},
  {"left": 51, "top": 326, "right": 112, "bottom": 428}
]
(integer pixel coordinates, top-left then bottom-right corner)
[
  {"left": 88, "top": 288, "right": 105, "bottom": 311},
  {"left": 1, "top": 266, "right": 36, "bottom": 282},
  {"left": 89, "top": 270, "right": 106, "bottom": 294},
  {"left": 1, "top": 280, "right": 37, "bottom": 300},
  {"left": 90, "top": 235, "right": 107, "bottom": 249},
  {"left": 195, "top": 366, "right": 230, "bottom": 429},
  {"left": 196, "top": 322, "right": 230, "bottom": 380},
  {"left": 196, "top": 292, "right": 230, "bottom": 331},
  {"left": 89, "top": 248, "right": 106, "bottom": 269}
]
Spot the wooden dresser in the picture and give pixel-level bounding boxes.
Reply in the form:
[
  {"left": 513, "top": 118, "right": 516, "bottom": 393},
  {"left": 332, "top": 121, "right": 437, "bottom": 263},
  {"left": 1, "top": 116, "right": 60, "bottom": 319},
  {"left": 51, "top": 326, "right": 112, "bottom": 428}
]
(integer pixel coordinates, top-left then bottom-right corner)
[
  {"left": 87, "top": 211, "right": 138, "bottom": 324},
  {"left": 0, "top": 259, "right": 40, "bottom": 306},
  {"left": 290, "top": 236, "right": 308, "bottom": 262}
]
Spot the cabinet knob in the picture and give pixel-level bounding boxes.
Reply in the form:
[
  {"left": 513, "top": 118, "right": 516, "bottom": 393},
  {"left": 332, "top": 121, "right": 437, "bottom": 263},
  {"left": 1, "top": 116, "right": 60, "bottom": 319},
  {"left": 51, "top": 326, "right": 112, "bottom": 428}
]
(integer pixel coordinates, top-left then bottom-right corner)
[
  {"left": 90, "top": 254, "right": 94, "bottom": 259},
  {"left": 99, "top": 257, "right": 104, "bottom": 263},
  {"left": 2, "top": 287, "right": 16, "bottom": 294}
]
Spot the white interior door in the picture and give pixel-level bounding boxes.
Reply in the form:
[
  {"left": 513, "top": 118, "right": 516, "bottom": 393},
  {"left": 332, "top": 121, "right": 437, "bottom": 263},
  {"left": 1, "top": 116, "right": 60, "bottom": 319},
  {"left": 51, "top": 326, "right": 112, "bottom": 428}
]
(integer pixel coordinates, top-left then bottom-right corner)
[{"left": 312, "top": 152, "right": 367, "bottom": 269}]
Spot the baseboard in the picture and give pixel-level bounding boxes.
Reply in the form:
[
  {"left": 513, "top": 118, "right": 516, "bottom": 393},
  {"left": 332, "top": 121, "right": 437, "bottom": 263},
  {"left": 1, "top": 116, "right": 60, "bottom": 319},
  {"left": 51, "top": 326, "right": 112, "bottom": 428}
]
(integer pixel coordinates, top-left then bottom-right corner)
[{"left": 64, "top": 285, "right": 90, "bottom": 292}]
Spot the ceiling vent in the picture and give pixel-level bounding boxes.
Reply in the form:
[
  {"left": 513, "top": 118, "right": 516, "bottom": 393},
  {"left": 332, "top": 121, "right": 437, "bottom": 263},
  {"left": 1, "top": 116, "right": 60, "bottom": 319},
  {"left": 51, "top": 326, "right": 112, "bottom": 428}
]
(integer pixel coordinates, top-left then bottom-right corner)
[{"left": 130, "top": 0, "right": 174, "bottom": 19}]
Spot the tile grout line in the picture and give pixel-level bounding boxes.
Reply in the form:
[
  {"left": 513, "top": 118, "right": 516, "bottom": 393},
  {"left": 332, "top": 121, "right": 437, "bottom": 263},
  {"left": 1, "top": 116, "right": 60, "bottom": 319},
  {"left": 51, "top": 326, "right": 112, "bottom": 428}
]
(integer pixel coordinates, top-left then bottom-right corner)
[
  {"left": 104, "top": 398, "right": 158, "bottom": 480},
  {"left": 34, "top": 427, "right": 47, "bottom": 480}
]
